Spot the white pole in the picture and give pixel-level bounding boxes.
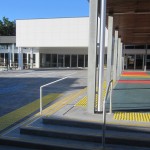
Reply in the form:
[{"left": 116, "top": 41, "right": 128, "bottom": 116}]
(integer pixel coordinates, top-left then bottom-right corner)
[
  {"left": 30, "top": 48, "right": 33, "bottom": 69},
  {"left": 87, "top": 0, "right": 98, "bottom": 114},
  {"left": 40, "top": 87, "right": 42, "bottom": 115},
  {"left": 113, "top": 31, "right": 118, "bottom": 82},
  {"left": 109, "top": 81, "right": 113, "bottom": 114},
  {"left": 4, "top": 53, "right": 6, "bottom": 66},
  {"left": 102, "top": 96, "right": 106, "bottom": 148},
  {"left": 18, "top": 47, "right": 23, "bottom": 70},
  {"left": 106, "top": 16, "right": 113, "bottom": 87},
  {"left": 12, "top": 44, "right": 15, "bottom": 66},
  {"left": 98, "top": 0, "right": 107, "bottom": 112}
]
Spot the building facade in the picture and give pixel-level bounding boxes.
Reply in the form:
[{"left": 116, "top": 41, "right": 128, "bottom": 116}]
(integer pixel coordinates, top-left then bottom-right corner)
[
  {"left": 0, "top": 17, "right": 149, "bottom": 70},
  {"left": 16, "top": 17, "right": 90, "bottom": 70},
  {"left": 0, "top": 36, "right": 89, "bottom": 69},
  {"left": 0, "top": 36, "right": 39, "bottom": 69},
  {"left": 124, "top": 45, "right": 150, "bottom": 70}
]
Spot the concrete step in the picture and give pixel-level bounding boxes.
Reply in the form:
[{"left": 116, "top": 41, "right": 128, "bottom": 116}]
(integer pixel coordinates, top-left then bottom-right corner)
[
  {"left": 1, "top": 136, "right": 150, "bottom": 150},
  {"left": 20, "top": 125, "right": 102, "bottom": 143},
  {"left": 0, "top": 135, "right": 101, "bottom": 150},
  {"left": 42, "top": 117, "right": 150, "bottom": 148},
  {"left": 0, "top": 145, "right": 36, "bottom": 150},
  {"left": 1, "top": 117, "right": 150, "bottom": 149},
  {"left": 20, "top": 124, "right": 150, "bottom": 148},
  {"left": 43, "top": 116, "right": 150, "bottom": 133},
  {"left": 43, "top": 116, "right": 101, "bottom": 129}
]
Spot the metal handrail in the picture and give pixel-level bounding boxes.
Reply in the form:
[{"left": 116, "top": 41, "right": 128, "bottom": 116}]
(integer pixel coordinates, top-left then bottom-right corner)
[
  {"left": 102, "top": 79, "right": 113, "bottom": 148},
  {"left": 40, "top": 72, "right": 76, "bottom": 115}
]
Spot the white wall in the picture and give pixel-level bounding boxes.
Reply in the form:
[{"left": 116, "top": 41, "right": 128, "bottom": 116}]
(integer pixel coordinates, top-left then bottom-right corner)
[
  {"left": 16, "top": 17, "right": 108, "bottom": 48},
  {"left": 16, "top": 17, "right": 89, "bottom": 47}
]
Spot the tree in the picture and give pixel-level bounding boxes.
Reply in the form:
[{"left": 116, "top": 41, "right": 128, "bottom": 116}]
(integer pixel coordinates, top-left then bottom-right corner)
[{"left": 0, "top": 17, "right": 16, "bottom": 36}]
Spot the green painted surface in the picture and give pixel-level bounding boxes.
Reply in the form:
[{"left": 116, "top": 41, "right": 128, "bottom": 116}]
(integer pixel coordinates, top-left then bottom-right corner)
[{"left": 106, "top": 74, "right": 150, "bottom": 111}]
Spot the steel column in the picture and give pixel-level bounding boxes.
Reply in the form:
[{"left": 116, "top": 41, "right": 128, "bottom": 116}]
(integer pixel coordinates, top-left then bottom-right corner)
[
  {"left": 144, "top": 45, "right": 147, "bottom": 72},
  {"left": 97, "top": 0, "right": 107, "bottom": 111},
  {"left": 12, "top": 44, "right": 15, "bottom": 65},
  {"left": 87, "top": 0, "right": 98, "bottom": 113},
  {"left": 106, "top": 16, "right": 113, "bottom": 87},
  {"left": 8, "top": 46, "right": 12, "bottom": 67},
  {"left": 117, "top": 38, "right": 121, "bottom": 79},
  {"left": 18, "top": 47, "right": 23, "bottom": 70},
  {"left": 113, "top": 31, "right": 118, "bottom": 82},
  {"left": 30, "top": 48, "right": 33, "bottom": 68},
  {"left": 134, "top": 54, "right": 136, "bottom": 70},
  {"left": 120, "top": 42, "right": 123, "bottom": 74}
]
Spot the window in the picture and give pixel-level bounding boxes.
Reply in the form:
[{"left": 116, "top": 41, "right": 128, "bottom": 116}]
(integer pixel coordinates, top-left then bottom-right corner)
[
  {"left": 78, "top": 55, "right": 84, "bottom": 67},
  {"left": 71, "top": 55, "right": 77, "bottom": 67}
]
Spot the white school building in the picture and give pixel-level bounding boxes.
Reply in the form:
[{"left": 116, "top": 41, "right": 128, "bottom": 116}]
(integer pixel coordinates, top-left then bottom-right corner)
[
  {"left": 0, "top": 17, "right": 107, "bottom": 70},
  {"left": 0, "top": 17, "right": 149, "bottom": 70}
]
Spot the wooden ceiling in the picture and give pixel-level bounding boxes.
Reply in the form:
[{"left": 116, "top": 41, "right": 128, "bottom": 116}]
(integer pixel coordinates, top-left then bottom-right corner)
[{"left": 106, "top": 0, "right": 150, "bottom": 44}]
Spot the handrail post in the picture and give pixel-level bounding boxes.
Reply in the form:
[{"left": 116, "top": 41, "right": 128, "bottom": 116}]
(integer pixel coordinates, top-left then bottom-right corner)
[
  {"left": 109, "top": 81, "right": 113, "bottom": 114},
  {"left": 39, "top": 72, "right": 76, "bottom": 116},
  {"left": 102, "top": 100, "right": 106, "bottom": 148},
  {"left": 40, "top": 87, "right": 42, "bottom": 115},
  {"left": 102, "top": 79, "right": 113, "bottom": 148}
]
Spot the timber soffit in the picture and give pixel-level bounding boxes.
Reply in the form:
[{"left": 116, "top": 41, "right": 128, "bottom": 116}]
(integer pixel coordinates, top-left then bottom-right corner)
[{"left": 95, "top": 0, "right": 150, "bottom": 44}]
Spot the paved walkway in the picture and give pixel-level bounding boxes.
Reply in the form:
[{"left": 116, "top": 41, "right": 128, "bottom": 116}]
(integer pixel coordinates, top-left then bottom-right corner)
[
  {"left": 0, "top": 69, "right": 87, "bottom": 133},
  {"left": 56, "top": 71, "right": 150, "bottom": 127},
  {"left": 0, "top": 70, "right": 150, "bottom": 150},
  {"left": 1, "top": 70, "right": 150, "bottom": 135}
]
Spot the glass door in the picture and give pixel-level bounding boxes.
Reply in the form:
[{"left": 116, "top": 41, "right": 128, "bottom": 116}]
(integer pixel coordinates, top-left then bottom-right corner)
[
  {"left": 127, "top": 55, "right": 135, "bottom": 69},
  {"left": 71, "top": 55, "right": 77, "bottom": 67},
  {"left": 146, "top": 55, "right": 150, "bottom": 69},
  {"left": 136, "top": 55, "right": 143, "bottom": 70},
  {"left": 65, "top": 55, "right": 70, "bottom": 67},
  {"left": 58, "top": 55, "right": 64, "bottom": 67}
]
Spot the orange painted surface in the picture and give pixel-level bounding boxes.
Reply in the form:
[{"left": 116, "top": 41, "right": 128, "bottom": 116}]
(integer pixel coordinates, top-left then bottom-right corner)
[{"left": 122, "top": 72, "right": 148, "bottom": 76}]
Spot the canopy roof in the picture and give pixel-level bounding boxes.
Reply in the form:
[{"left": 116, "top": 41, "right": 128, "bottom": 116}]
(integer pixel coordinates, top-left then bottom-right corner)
[{"left": 105, "top": 0, "right": 150, "bottom": 44}]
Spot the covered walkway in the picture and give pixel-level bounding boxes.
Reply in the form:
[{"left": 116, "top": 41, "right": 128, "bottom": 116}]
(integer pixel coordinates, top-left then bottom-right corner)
[{"left": 88, "top": 0, "right": 150, "bottom": 113}]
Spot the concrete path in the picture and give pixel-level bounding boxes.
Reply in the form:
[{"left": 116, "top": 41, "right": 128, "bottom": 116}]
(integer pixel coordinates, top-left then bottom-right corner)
[{"left": 0, "top": 69, "right": 87, "bottom": 132}]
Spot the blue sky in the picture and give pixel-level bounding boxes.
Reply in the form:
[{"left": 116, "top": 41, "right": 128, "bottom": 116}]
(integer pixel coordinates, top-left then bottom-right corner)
[{"left": 0, "top": 0, "right": 89, "bottom": 21}]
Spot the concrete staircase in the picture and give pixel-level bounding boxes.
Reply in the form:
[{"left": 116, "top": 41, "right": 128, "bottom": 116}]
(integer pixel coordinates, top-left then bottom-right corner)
[{"left": 0, "top": 117, "right": 150, "bottom": 150}]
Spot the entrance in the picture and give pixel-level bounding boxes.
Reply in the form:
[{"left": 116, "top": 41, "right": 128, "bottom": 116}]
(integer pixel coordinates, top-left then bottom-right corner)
[
  {"left": 71, "top": 55, "right": 77, "bottom": 67},
  {"left": 146, "top": 55, "right": 150, "bottom": 69},
  {"left": 65, "top": 55, "right": 70, "bottom": 67},
  {"left": 58, "top": 55, "right": 64, "bottom": 67},
  {"left": 127, "top": 55, "right": 135, "bottom": 69},
  {"left": 136, "top": 55, "right": 143, "bottom": 70}
]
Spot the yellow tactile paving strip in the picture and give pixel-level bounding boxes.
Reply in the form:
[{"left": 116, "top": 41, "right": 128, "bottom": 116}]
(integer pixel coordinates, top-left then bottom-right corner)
[
  {"left": 75, "top": 81, "right": 107, "bottom": 107},
  {"left": 0, "top": 88, "right": 87, "bottom": 133},
  {"left": 45, "top": 87, "right": 87, "bottom": 116},
  {"left": 114, "top": 112, "right": 150, "bottom": 122},
  {"left": 75, "top": 96, "right": 87, "bottom": 107},
  {"left": 0, "top": 93, "right": 61, "bottom": 132}
]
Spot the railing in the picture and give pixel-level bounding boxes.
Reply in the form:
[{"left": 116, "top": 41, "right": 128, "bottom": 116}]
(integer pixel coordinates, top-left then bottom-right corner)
[
  {"left": 40, "top": 72, "right": 76, "bottom": 115},
  {"left": 102, "top": 79, "right": 113, "bottom": 148}
]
